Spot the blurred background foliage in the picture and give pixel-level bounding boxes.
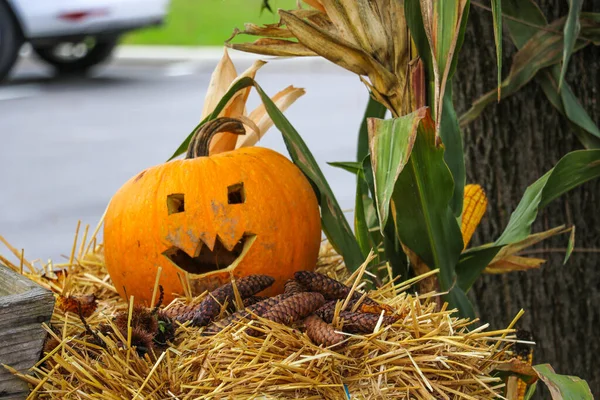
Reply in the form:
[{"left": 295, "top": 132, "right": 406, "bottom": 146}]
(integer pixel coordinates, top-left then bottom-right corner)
[{"left": 123, "top": 0, "right": 296, "bottom": 46}]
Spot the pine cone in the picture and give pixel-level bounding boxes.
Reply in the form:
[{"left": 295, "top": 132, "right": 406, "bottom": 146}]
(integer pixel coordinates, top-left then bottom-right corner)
[
  {"left": 284, "top": 279, "right": 307, "bottom": 295},
  {"left": 192, "top": 275, "right": 274, "bottom": 327},
  {"left": 295, "top": 271, "right": 393, "bottom": 314},
  {"left": 162, "top": 302, "right": 199, "bottom": 322},
  {"left": 305, "top": 314, "right": 345, "bottom": 348},
  {"left": 243, "top": 295, "right": 268, "bottom": 307},
  {"left": 203, "top": 294, "right": 287, "bottom": 335},
  {"left": 316, "top": 306, "right": 399, "bottom": 334},
  {"left": 259, "top": 292, "right": 325, "bottom": 327},
  {"left": 294, "top": 271, "right": 350, "bottom": 300}
]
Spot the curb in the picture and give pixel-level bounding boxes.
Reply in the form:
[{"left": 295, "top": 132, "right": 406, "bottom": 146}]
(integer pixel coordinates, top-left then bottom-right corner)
[
  {"left": 113, "top": 45, "right": 335, "bottom": 69},
  {"left": 114, "top": 45, "right": 255, "bottom": 62},
  {"left": 17, "top": 44, "right": 341, "bottom": 74}
]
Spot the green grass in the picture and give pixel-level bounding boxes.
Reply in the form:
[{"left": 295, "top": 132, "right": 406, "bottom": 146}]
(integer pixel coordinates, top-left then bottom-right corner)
[{"left": 123, "top": 0, "right": 296, "bottom": 46}]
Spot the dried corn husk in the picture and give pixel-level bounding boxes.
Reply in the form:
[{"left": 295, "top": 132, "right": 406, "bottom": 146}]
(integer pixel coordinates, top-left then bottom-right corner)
[
  {"left": 227, "top": 0, "right": 414, "bottom": 117},
  {"left": 201, "top": 48, "right": 305, "bottom": 154}
]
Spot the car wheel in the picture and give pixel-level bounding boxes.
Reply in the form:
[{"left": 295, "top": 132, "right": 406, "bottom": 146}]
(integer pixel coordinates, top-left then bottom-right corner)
[
  {"left": 0, "top": 1, "right": 22, "bottom": 82},
  {"left": 33, "top": 37, "right": 118, "bottom": 75}
]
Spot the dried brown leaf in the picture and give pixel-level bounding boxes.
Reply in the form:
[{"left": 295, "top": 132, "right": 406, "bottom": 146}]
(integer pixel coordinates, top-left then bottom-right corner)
[
  {"left": 495, "top": 358, "right": 538, "bottom": 380},
  {"left": 303, "top": 0, "right": 326, "bottom": 13},
  {"left": 484, "top": 255, "right": 546, "bottom": 274},
  {"left": 237, "top": 85, "right": 306, "bottom": 148},
  {"left": 241, "top": 23, "right": 293, "bottom": 39},
  {"left": 209, "top": 59, "right": 266, "bottom": 154},
  {"left": 201, "top": 49, "right": 238, "bottom": 121},
  {"left": 56, "top": 294, "right": 97, "bottom": 318},
  {"left": 228, "top": 38, "right": 317, "bottom": 57},
  {"left": 280, "top": 10, "right": 398, "bottom": 95}
]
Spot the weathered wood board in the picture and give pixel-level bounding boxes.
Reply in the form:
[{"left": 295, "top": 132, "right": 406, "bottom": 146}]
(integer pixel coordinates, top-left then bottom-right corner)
[{"left": 0, "top": 264, "right": 55, "bottom": 399}]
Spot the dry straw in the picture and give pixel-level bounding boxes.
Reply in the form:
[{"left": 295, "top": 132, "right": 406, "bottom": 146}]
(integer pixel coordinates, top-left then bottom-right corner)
[{"left": 1, "top": 223, "right": 524, "bottom": 399}]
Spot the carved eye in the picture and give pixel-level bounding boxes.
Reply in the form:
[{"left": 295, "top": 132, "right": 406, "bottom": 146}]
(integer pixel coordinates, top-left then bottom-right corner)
[
  {"left": 167, "top": 193, "right": 185, "bottom": 214},
  {"left": 227, "top": 183, "right": 245, "bottom": 204}
]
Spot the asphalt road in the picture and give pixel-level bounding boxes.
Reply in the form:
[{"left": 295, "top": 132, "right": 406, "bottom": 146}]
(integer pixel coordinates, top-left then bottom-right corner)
[{"left": 0, "top": 51, "right": 369, "bottom": 265}]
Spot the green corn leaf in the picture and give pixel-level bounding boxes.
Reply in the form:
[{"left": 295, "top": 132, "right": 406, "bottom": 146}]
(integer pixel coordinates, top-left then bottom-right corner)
[
  {"left": 354, "top": 155, "right": 381, "bottom": 256},
  {"left": 455, "top": 150, "right": 600, "bottom": 291},
  {"left": 439, "top": 0, "right": 470, "bottom": 217},
  {"left": 405, "top": 0, "right": 433, "bottom": 71},
  {"left": 458, "top": 225, "right": 568, "bottom": 291},
  {"left": 504, "top": 1, "right": 600, "bottom": 148},
  {"left": 560, "top": 81, "right": 600, "bottom": 148},
  {"left": 448, "top": 286, "right": 476, "bottom": 320},
  {"left": 169, "top": 76, "right": 364, "bottom": 271},
  {"left": 404, "top": 0, "right": 470, "bottom": 122},
  {"left": 563, "top": 226, "right": 576, "bottom": 265},
  {"left": 405, "top": 0, "right": 467, "bottom": 217},
  {"left": 362, "top": 155, "right": 409, "bottom": 277},
  {"left": 462, "top": 2, "right": 600, "bottom": 148},
  {"left": 370, "top": 109, "right": 464, "bottom": 308},
  {"left": 360, "top": 156, "right": 382, "bottom": 236},
  {"left": 357, "top": 97, "right": 387, "bottom": 161},
  {"left": 537, "top": 69, "right": 600, "bottom": 149},
  {"left": 524, "top": 381, "right": 538, "bottom": 400},
  {"left": 503, "top": 0, "right": 546, "bottom": 45},
  {"left": 445, "top": 2, "right": 471, "bottom": 83},
  {"left": 439, "top": 88, "right": 465, "bottom": 216},
  {"left": 533, "top": 364, "right": 593, "bottom": 400},
  {"left": 252, "top": 82, "right": 364, "bottom": 271},
  {"left": 491, "top": 0, "right": 503, "bottom": 99},
  {"left": 354, "top": 167, "right": 372, "bottom": 258},
  {"left": 383, "top": 219, "right": 408, "bottom": 278},
  {"left": 355, "top": 157, "right": 383, "bottom": 260},
  {"left": 368, "top": 112, "right": 422, "bottom": 229},
  {"left": 497, "top": 150, "right": 600, "bottom": 245},
  {"left": 327, "top": 161, "right": 361, "bottom": 175},
  {"left": 390, "top": 111, "right": 465, "bottom": 312},
  {"left": 361, "top": 155, "right": 408, "bottom": 277},
  {"left": 456, "top": 245, "right": 504, "bottom": 292},
  {"left": 432, "top": 0, "right": 470, "bottom": 104},
  {"left": 560, "top": 0, "right": 583, "bottom": 89},
  {"left": 459, "top": 14, "right": 598, "bottom": 127},
  {"left": 361, "top": 154, "right": 377, "bottom": 202}
]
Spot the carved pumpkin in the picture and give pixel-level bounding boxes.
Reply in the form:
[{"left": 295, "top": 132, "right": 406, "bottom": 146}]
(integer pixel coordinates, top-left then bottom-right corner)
[{"left": 103, "top": 118, "right": 321, "bottom": 305}]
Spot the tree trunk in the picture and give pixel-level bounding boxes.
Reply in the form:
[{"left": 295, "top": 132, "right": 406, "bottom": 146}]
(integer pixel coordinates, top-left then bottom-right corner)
[{"left": 454, "top": 1, "right": 600, "bottom": 397}]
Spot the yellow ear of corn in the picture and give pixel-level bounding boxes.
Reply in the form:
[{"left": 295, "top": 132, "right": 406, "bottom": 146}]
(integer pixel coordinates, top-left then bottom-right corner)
[
  {"left": 461, "top": 184, "right": 488, "bottom": 249},
  {"left": 515, "top": 330, "right": 534, "bottom": 400},
  {"left": 517, "top": 350, "right": 534, "bottom": 400}
]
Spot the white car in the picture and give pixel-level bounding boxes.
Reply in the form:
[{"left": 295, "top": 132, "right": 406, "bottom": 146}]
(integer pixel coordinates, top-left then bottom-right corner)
[{"left": 0, "top": 0, "right": 169, "bottom": 80}]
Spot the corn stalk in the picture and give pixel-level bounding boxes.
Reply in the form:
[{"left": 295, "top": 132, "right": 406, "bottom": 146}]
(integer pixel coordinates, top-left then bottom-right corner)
[
  {"left": 164, "top": 0, "right": 600, "bottom": 396},
  {"left": 225, "top": 0, "right": 600, "bottom": 314}
]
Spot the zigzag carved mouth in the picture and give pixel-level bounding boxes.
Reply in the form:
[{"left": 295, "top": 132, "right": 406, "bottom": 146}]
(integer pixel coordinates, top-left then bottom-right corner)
[{"left": 162, "top": 233, "right": 256, "bottom": 275}]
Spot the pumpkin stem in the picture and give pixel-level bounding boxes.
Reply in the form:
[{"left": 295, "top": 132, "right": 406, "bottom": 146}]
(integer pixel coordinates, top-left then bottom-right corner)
[{"left": 186, "top": 117, "right": 246, "bottom": 158}]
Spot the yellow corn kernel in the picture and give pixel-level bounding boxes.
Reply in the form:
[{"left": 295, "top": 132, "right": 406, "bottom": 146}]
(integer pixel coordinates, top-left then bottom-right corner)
[
  {"left": 461, "top": 184, "right": 488, "bottom": 249},
  {"left": 517, "top": 350, "right": 534, "bottom": 400},
  {"left": 515, "top": 330, "right": 534, "bottom": 400}
]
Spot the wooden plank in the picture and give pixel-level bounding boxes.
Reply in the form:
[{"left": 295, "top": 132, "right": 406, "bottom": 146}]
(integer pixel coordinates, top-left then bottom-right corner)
[
  {"left": 0, "top": 264, "right": 55, "bottom": 399},
  {"left": 0, "top": 393, "right": 29, "bottom": 400},
  {"left": 0, "top": 389, "right": 30, "bottom": 400}
]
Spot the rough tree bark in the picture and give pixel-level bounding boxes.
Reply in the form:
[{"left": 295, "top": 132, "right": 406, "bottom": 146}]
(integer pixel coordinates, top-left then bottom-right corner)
[{"left": 454, "top": 1, "right": 600, "bottom": 397}]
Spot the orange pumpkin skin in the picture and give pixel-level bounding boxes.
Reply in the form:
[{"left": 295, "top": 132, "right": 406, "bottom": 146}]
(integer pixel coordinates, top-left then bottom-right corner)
[{"left": 103, "top": 146, "right": 321, "bottom": 305}]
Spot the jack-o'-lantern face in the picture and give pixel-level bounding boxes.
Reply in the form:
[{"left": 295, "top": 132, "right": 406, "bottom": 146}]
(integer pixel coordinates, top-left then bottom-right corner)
[
  {"left": 103, "top": 119, "right": 322, "bottom": 305},
  {"left": 160, "top": 182, "right": 255, "bottom": 279}
]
